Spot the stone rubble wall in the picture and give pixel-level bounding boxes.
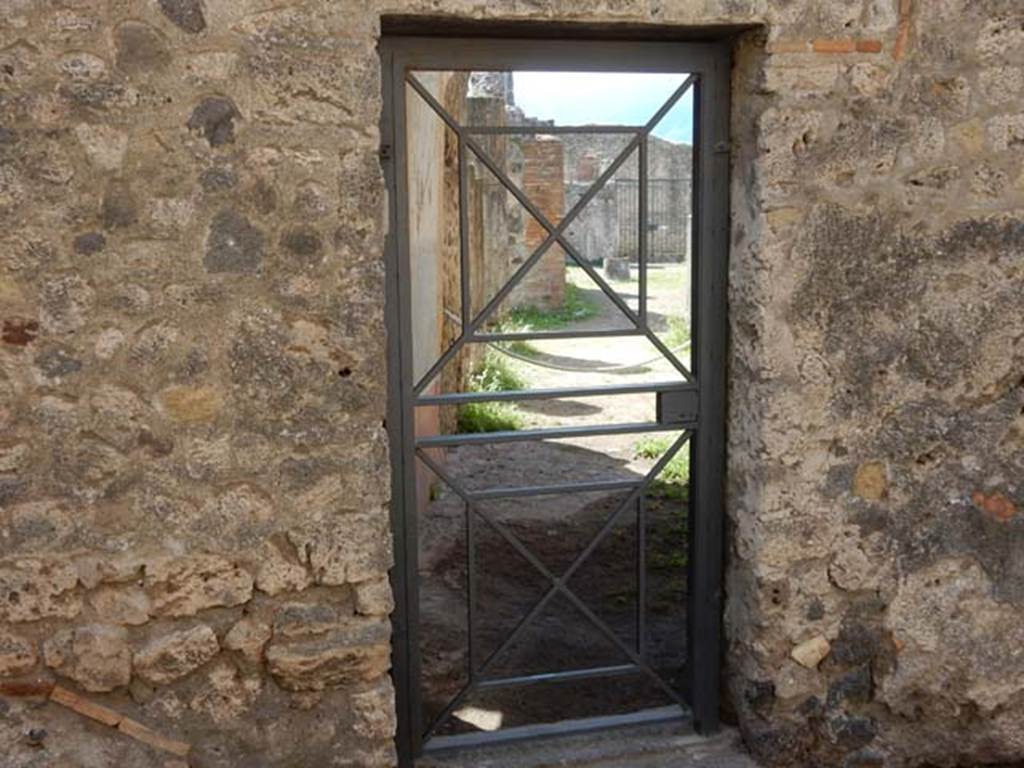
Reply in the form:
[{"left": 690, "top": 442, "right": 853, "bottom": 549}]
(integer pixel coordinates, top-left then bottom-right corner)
[{"left": 0, "top": 1, "right": 1021, "bottom": 767}]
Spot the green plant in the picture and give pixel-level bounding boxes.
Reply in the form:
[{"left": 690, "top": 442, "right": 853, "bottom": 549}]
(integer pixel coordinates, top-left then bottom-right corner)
[
  {"left": 504, "top": 282, "right": 599, "bottom": 331},
  {"left": 456, "top": 350, "right": 526, "bottom": 434},
  {"left": 456, "top": 401, "right": 524, "bottom": 433},
  {"left": 664, "top": 315, "right": 691, "bottom": 351},
  {"left": 633, "top": 435, "right": 690, "bottom": 499},
  {"left": 466, "top": 349, "right": 526, "bottom": 393}
]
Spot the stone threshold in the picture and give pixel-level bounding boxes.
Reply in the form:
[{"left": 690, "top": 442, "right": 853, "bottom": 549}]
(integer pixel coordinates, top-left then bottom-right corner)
[{"left": 417, "top": 713, "right": 756, "bottom": 768}]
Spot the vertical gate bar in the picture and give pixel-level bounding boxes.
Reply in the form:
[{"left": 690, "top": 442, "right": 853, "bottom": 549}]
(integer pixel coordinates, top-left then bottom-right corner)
[
  {"left": 458, "top": 137, "right": 471, "bottom": 332},
  {"left": 381, "top": 43, "right": 420, "bottom": 767},
  {"left": 637, "top": 494, "right": 646, "bottom": 659},
  {"left": 688, "top": 49, "right": 729, "bottom": 736},
  {"left": 466, "top": 499, "right": 477, "bottom": 677},
  {"left": 638, "top": 135, "right": 648, "bottom": 324}
]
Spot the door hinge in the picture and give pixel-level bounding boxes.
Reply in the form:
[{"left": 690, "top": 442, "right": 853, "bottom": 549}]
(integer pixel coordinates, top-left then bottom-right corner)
[
  {"left": 713, "top": 141, "right": 730, "bottom": 155},
  {"left": 379, "top": 143, "right": 393, "bottom": 161}
]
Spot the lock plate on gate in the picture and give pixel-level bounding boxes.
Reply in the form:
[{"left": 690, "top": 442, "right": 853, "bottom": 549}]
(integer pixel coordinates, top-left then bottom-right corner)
[{"left": 656, "top": 388, "right": 699, "bottom": 426}]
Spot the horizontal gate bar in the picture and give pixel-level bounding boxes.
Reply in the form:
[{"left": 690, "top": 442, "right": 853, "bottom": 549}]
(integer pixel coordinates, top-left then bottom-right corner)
[
  {"left": 469, "top": 478, "right": 642, "bottom": 500},
  {"left": 416, "top": 381, "right": 694, "bottom": 406},
  {"left": 472, "top": 328, "right": 645, "bottom": 342},
  {"left": 464, "top": 124, "right": 642, "bottom": 135},
  {"left": 476, "top": 664, "right": 640, "bottom": 690},
  {"left": 423, "top": 705, "right": 689, "bottom": 755},
  {"left": 416, "top": 421, "right": 687, "bottom": 448}
]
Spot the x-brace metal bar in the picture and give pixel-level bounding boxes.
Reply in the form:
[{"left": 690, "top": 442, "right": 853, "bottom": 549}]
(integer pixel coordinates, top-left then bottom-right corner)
[
  {"left": 415, "top": 431, "right": 691, "bottom": 738},
  {"left": 464, "top": 135, "right": 697, "bottom": 385},
  {"left": 406, "top": 73, "right": 696, "bottom": 394}
]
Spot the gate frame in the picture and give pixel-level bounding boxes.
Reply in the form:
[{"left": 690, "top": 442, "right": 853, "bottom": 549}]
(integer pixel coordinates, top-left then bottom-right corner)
[{"left": 380, "top": 35, "right": 730, "bottom": 765}]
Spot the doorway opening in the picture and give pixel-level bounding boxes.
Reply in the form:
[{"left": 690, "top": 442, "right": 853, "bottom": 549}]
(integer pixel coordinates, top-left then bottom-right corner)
[{"left": 381, "top": 36, "right": 729, "bottom": 765}]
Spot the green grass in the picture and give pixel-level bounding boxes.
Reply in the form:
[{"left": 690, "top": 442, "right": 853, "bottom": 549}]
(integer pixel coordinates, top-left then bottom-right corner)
[
  {"left": 504, "top": 282, "right": 599, "bottom": 331},
  {"left": 456, "top": 351, "right": 526, "bottom": 434},
  {"left": 466, "top": 349, "right": 525, "bottom": 392},
  {"left": 664, "top": 315, "right": 691, "bottom": 351},
  {"left": 633, "top": 435, "right": 690, "bottom": 499},
  {"left": 634, "top": 435, "right": 690, "bottom": 593}
]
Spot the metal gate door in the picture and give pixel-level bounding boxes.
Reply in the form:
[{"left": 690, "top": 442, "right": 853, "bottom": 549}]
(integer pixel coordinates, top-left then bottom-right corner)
[{"left": 381, "top": 37, "right": 729, "bottom": 764}]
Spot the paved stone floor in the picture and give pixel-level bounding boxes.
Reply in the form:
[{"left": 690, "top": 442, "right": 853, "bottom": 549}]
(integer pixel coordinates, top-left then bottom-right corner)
[{"left": 418, "top": 722, "right": 757, "bottom": 768}]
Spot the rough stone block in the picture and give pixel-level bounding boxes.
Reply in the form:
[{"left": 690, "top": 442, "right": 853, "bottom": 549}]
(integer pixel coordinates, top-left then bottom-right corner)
[
  {"left": 0, "top": 558, "right": 81, "bottom": 623},
  {"left": 354, "top": 577, "right": 395, "bottom": 617},
  {"left": 791, "top": 635, "right": 832, "bottom": 669},
  {"left": 158, "top": 385, "right": 224, "bottom": 424},
  {"left": 0, "top": 630, "right": 37, "bottom": 677},
  {"left": 223, "top": 617, "right": 271, "bottom": 663},
  {"left": 350, "top": 679, "right": 397, "bottom": 740},
  {"left": 134, "top": 624, "right": 219, "bottom": 685},
  {"left": 157, "top": 0, "right": 205, "bottom": 33},
  {"left": 204, "top": 210, "right": 264, "bottom": 273},
  {"left": 255, "top": 540, "right": 313, "bottom": 596},
  {"left": 273, "top": 601, "right": 348, "bottom": 640},
  {"left": 43, "top": 624, "right": 131, "bottom": 692},
  {"left": 89, "top": 586, "right": 152, "bottom": 626},
  {"left": 266, "top": 618, "right": 390, "bottom": 691},
  {"left": 290, "top": 513, "right": 392, "bottom": 586},
  {"left": 145, "top": 556, "right": 253, "bottom": 617}
]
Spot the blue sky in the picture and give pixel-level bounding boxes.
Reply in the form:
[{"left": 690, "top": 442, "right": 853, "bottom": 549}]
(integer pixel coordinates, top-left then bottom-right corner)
[{"left": 512, "top": 72, "right": 694, "bottom": 144}]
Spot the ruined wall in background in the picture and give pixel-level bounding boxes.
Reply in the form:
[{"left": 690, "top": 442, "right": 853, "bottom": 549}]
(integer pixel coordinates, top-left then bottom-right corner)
[
  {"left": 511, "top": 136, "right": 566, "bottom": 310},
  {"left": 0, "top": 1, "right": 1021, "bottom": 767}
]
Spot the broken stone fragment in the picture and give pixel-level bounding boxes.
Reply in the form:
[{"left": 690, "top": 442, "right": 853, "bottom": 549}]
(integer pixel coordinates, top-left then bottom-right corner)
[
  {"left": 0, "top": 630, "right": 37, "bottom": 677},
  {"left": 134, "top": 624, "right": 219, "bottom": 685},
  {"left": 204, "top": 210, "right": 263, "bottom": 273},
  {"left": 159, "top": 385, "right": 224, "bottom": 423},
  {"left": 852, "top": 461, "right": 887, "bottom": 501},
  {"left": 74, "top": 124, "right": 128, "bottom": 172},
  {"left": 157, "top": 0, "right": 205, "bottom": 33},
  {"left": 114, "top": 21, "right": 170, "bottom": 74},
  {"left": 354, "top": 577, "right": 395, "bottom": 617},
  {"left": 791, "top": 635, "right": 832, "bottom": 669},
  {"left": 223, "top": 617, "right": 271, "bottom": 664},
  {"left": 281, "top": 227, "right": 323, "bottom": 264},
  {"left": 101, "top": 181, "right": 138, "bottom": 229},
  {"left": 0, "top": 558, "right": 81, "bottom": 623},
  {"left": 289, "top": 512, "right": 392, "bottom": 586},
  {"left": 89, "top": 585, "right": 151, "bottom": 626},
  {"left": 273, "top": 602, "right": 347, "bottom": 640},
  {"left": 1, "top": 318, "right": 38, "bottom": 347},
  {"left": 254, "top": 541, "right": 312, "bottom": 596},
  {"left": 187, "top": 97, "right": 240, "bottom": 147},
  {"left": 189, "top": 661, "right": 261, "bottom": 724},
  {"left": 74, "top": 554, "right": 142, "bottom": 589},
  {"left": 350, "top": 679, "right": 397, "bottom": 740},
  {"left": 971, "top": 490, "right": 1017, "bottom": 523},
  {"left": 72, "top": 232, "right": 106, "bottom": 255},
  {"left": 145, "top": 555, "right": 253, "bottom": 617},
  {"left": 43, "top": 624, "right": 131, "bottom": 692},
  {"left": 35, "top": 348, "right": 83, "bottom": 378},
  {"left": 265, "top": 618, "right": 390, "bottom": 691}
]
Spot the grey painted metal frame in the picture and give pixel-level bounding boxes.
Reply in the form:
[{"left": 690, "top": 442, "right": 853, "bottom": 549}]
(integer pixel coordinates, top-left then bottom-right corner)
[{"left": 380, "top": 35, "right": 730, "bottom": 766}]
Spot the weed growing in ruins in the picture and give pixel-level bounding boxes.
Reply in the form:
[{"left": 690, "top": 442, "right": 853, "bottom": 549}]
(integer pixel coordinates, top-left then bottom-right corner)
[
  {"left": 505, "top": 282, "right": 599, "bottom": 331},
  {"left": 633, "top": 435, "right": 690, "bottom": 499},
  {"left": 664, "top": 315, "right": 691, "bottom": 352},
  {"left": 456, "top": 350, "right": 526, "bottom": 433}
]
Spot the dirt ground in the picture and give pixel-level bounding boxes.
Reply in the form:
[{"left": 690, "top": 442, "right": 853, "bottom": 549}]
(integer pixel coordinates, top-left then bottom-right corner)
[{"left": 418, "top": 265, "right": 692, "bottom": 735}]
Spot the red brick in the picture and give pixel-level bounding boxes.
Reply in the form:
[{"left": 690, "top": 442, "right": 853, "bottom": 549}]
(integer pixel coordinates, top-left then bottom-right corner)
[
  {"left": 767, "top": 40, "right": 811, "bottom": 54},
  {"left": 812, "top": 39, "right": 857, "bottom": 54}
]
